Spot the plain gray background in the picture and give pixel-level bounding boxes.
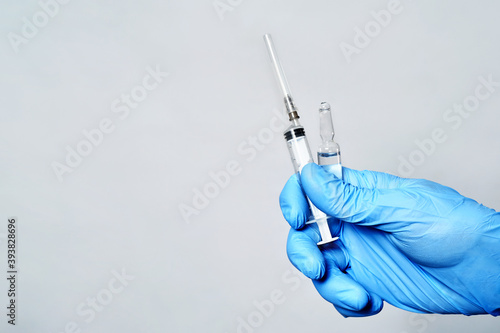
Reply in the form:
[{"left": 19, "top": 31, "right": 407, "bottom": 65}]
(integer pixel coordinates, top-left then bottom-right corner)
[{"left": 0, "top": 0, "right": 499, "bottom": 332}]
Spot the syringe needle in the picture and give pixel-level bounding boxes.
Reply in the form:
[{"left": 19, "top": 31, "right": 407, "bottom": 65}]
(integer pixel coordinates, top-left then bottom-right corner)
[{"left": 263, "top": 34, "right": 299, "bottom": 121}]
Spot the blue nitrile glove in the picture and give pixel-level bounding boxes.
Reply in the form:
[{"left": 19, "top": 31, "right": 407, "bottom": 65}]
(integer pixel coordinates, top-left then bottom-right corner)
[{"left": 279, "top": 163, "right": 500, "bottom": 317}]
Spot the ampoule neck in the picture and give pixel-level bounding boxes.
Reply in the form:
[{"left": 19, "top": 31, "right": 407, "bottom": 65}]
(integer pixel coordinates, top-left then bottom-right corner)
[{"left": 319, "top": 102, "right": 335, "bottom": 142}]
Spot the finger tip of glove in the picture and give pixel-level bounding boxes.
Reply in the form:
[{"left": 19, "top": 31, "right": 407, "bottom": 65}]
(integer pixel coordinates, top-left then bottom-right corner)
[
  {"left": 288, "top": 255, "right": 324, "bottom": 280},
  {"left": 338, "top": 287, "right": 371, "bottom": 312},
  {"left": 336, "top": 281, "right": 384, "bottom": 314},
  {"left": 334, "top": 294, "right": 384, "bottom": 318},
  {"left": 279, "top": 203, "right": 307, "bottom": 229},
  {"left": 300, "top": 163, "right": 326, "bottom": 199},
  {"left": 301, "top": 163, "right": 321, "bottom": 180},
  {"left": 286, "top": 231, "right": 325, "bottom": 279},
  {"left": 302, "top": 258, "right": 325, "bottom": 280},
  {"left": 280, "top": 174, "right": 308, "bottom": 229}
]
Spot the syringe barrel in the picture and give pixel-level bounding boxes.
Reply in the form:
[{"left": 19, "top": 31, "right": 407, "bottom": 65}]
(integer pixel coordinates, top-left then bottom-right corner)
[
  {"left": 284, "top": 126, "right": 313, "bottom": 173},
  {"left": 284, "top": 125, "right": 327, "bottom": 222}
]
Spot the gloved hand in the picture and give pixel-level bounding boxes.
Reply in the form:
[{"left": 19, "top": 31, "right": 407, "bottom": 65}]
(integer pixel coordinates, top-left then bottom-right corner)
[{"left": 279, "top": 163, "right": 500, "bottom": 317}]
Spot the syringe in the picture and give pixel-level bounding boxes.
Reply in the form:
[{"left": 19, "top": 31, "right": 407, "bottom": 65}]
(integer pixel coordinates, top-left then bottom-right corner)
[{"left": 263, "top": 34, "right": 338, "bottom": 246}]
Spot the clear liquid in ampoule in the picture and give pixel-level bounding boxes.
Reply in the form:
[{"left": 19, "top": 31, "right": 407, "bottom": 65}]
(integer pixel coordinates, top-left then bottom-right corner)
[{"left": 318, "top": 151, "right": 341, "bottom": 165}]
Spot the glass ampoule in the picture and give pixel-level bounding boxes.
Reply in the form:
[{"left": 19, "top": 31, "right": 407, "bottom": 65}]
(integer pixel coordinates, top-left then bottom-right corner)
[{"left": 317, "top": 102, "right": 342, "bottom": 178}]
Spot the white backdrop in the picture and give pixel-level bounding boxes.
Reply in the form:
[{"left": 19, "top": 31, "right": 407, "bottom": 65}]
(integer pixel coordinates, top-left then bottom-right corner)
[{"left": 0, "top": 0, "right": 499, "bottom": 332}]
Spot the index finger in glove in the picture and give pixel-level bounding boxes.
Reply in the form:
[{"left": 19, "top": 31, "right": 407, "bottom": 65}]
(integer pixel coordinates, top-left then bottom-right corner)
[{"left": 280, "top": 173, "right": 309, "bottom": 230}]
